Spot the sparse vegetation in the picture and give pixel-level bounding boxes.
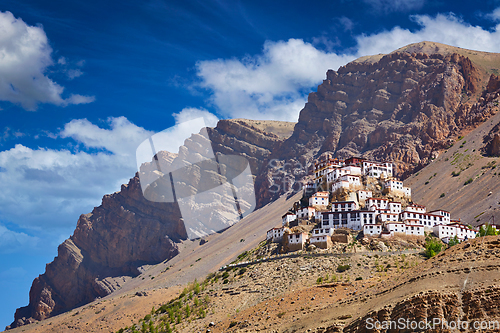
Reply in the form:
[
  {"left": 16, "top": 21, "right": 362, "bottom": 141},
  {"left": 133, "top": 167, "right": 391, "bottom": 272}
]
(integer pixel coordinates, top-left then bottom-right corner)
[
  {"left": 464, "top": 178, "right": 473, "bottom": 185},
  {"left": 448, "top": 235, "right": 459, "bottom": 247},
  {"left": 477, "top": 224, "right": 500, "bottom": 237},
  {"left": 425, "top": 237, "right": 443, "bottom": 258},
  {"left": 337, "top": 264, "right": 351, "bottom": 272},
  {"left": 482, "top": 161, "right": 497, "bottom": 169}
]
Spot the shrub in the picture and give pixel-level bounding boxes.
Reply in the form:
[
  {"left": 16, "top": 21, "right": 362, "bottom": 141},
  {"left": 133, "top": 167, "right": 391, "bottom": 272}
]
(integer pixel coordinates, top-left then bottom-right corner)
[
  {"left": 337, "top": 264, "right": 351, "bottom": 272},
  {"left": 439, "top": 193, "right": 445, "bottom": 198},
  {"left": 448, "top": 235, "right": 459, "bottom": 247},
  {"left": 238, "top": 267, "right": 247, "bottom": 275},
  {"left": 355, "top": 277, "right": 363, "bottom": 281},
  {"left": 451, "top": 170, "right": 460, "bottom": 177},
  {"left": 237, "top": 251, "right": 248, "bottom": 260},
  {"left": 425, "top": 238, "right": 443, "bottom": 258},
  {"left": 464, "top": 178, "right": 473, "bottom": 185},
  {"left": 229, "top": 321, "right": 238, "bottom": 328},
  {"left": 316, "top": 276, "right": 323, "bottom": 284},
  {"left": 277, "top": 312, "right": 286, "bottom": 318},
  {"left": 477, "top": 224, "right": 500, "bottom": 237}
]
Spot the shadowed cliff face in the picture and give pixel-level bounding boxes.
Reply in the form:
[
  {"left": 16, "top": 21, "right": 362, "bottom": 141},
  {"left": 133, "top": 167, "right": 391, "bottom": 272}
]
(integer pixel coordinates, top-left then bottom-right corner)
[
  {"left": 10, "top": 119, "right": 292, "bottom": 329},
  {"left": 11, "top": 175, "right": 186, "bottom": 327},
  {"left": 255, "top": 51, "right": 497, "bottom": 206}
]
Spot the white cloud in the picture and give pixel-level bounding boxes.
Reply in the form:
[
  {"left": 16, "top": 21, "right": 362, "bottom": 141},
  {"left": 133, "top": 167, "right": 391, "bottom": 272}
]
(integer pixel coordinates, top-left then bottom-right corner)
[
  {"left": 355, "top": 13, "right": 500, "bottom": 56},
  {"left": 0, "top": 117, "right": 154, "bottom": 234},
  {"left": 0, "top": 11, "right": 94, "bottom": 110},
  {"left": 196, "top": 38, "right": 355, "bottom": 121},
  {"left": 60, "top": 116, "right": 153, "bottom": 155},
  {"left": 173, "top": 107, "right": 219, "bottom": 127}
]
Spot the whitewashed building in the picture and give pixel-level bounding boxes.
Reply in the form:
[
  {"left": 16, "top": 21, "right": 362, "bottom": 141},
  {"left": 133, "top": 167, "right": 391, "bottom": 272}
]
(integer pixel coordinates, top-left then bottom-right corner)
[
  {"left": 297, "top": 206, "right": 315, "bottom": 219},
  {"left": 385, "top": 179, "right": 403, "bottom": 191},
  {"left": 433, "top": 223, "right": 477, "bottom": 241},
  {"left": 282, "top": 212, "right": 297, "bottom": 226},
  {"left": 404, "top": 224, "right": 425, "bottom": 236},
  {"left": 478, "top": 223, "right": 500, "bottom": 232},
  {"left": 331, "top": 175, "right": 361, "bottom": 192},
  {"left": 386, "top": 222, "right": 407, "bottom": 235},
  {"left": 384, "top": 179, "right": 412, "bottom": 198},
  {"left": 357, "top": 190, "right": 373, "bottom": 202},
  {"left": 405, "top": 204, "right": 426, "bottom": 214},
  {"left": 363, "top": 224, "right": 383, "bottom": 236},
  {"left": 309, "top": 191, "right": 329, "bottom": 207},
  {"left": 401, "top": 211, "right": 450, "bottom": 230},
  {"left": 428, "top": 210, "right": 451, "bottom": 224},
  {"left": 331, "top": 201, "right": 359, "bottom": 212},
  {"left": 388, "top": 202, "right": 402, "bottom": 214},
  {"left": 320, "top": 210, "right": 376, "bottom": 230},
  {"left": 379, "top": 213, "right": 399, "bottom": 222},
  {"left": 341, "top": 165, "right": 362, "bottom": 176},
  {"left": 367, "top": 197, "right": 389, "bottom": 211},
  {"left": 288, "top": 232, "right": 309, "bottom": 251},
  {"left": 310, "top": 227, "right": 334, "bottom": 249},
  {"left": 267, "top": 227, "right": 287, "bottom": 242},
  {"left": 362, "top": 161, "right": 393, "bottom": 178},
  {"left": 314, "top": 158, "right": 343, "bottom": 183}
]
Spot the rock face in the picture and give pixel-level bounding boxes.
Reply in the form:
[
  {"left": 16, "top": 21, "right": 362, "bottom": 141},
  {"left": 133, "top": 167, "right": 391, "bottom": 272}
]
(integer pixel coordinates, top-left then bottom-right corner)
[
  {"left": 344, "top": 288, "right": 500, "bottom": 333},
  {"left": 255, "top": 50, "right": 498, "bottom": 206},
  {"left": 11, "top": 43, "right": 500, "bottom": 328},
  {"left": 10, "top": 119, "right": 293, "bottom": 329},
  {"left": 11, "top": 175, "right": 185, "bottom": 328}
]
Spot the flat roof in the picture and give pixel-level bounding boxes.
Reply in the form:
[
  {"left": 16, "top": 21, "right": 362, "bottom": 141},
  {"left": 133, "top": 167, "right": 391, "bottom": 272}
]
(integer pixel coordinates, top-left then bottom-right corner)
[{"left": 429, "top": 209, "right": 450, "bottom": 213}]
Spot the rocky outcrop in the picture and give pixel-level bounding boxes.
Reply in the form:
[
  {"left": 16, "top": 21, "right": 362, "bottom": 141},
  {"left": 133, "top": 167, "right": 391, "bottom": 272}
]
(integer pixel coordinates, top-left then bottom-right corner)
[
  {"left": 10, "top": 119, "right": 293, "bottom": 329},
  {"left": 255, "top": 50, "right": 497, "bottom": 206},
  {"left": 10, "top": 175, "right": 185, "bottom": 328},
  {"left": 344, "top": 287, "right": 500, "bottom": 333}
]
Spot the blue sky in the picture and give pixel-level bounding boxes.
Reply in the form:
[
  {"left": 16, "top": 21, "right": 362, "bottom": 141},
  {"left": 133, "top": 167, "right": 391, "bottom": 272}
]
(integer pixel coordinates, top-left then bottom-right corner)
[{"left": 2, "top": 0, "right": 500, "bottom": 328}]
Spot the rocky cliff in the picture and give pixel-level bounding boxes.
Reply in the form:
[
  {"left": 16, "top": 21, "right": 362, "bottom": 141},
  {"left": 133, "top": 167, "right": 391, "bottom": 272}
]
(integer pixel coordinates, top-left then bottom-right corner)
[
  {"left": 255, "top": 44, "right": 500, "bottom": 206},
  {"left": 9, "top": 119, "right": 294, "bottom": 329},
  {"left": 11, "top": 42, "right": 500, "bottom": 329}
]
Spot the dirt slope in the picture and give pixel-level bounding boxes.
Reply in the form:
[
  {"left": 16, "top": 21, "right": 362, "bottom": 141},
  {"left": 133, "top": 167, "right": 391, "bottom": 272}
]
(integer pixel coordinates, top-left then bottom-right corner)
[{"left": 405, "top": 104, "right": 500, "bottom": 227}]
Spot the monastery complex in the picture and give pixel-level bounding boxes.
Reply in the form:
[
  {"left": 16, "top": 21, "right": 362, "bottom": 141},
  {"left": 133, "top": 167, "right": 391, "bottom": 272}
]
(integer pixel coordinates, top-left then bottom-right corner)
[{"left": 267, "top": 156, "right": 478, "bottom": 252}]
